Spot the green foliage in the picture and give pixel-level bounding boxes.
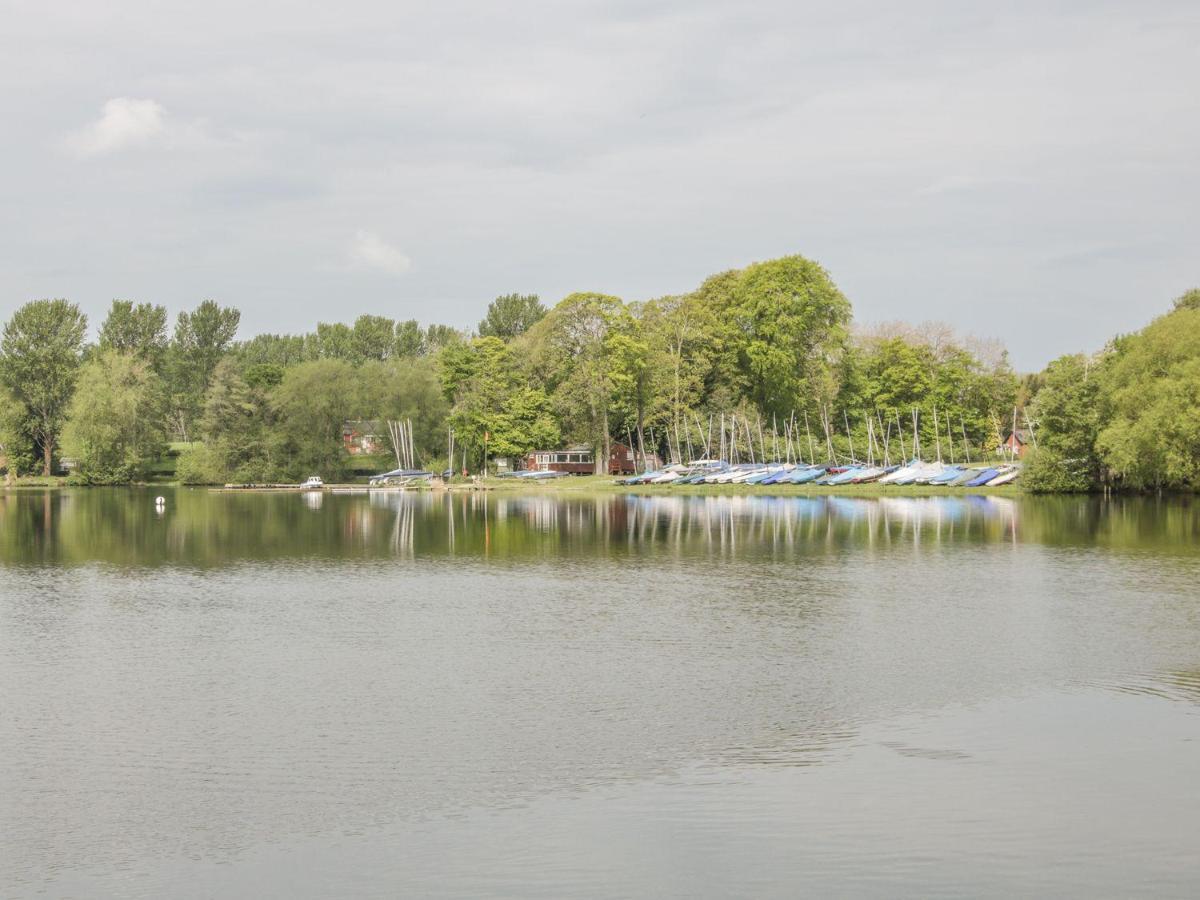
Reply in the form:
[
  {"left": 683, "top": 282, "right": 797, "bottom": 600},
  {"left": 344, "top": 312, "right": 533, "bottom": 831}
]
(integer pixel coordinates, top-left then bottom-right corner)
[
  {"left": 198, "top": 359, "right": 277, "bottom": 483},
  {"left": 1173, "top": 288, "right": 1200, "bottom": 312},
  {"left": 270, "top": 359, "right": 361, "bottom": 479},
  {"left": 166, "top": 300, "right": 241, "bottom": 441},
  {"left": 1095, "top": 308, "right": 1200, "bottom": 489},
  {"left": 176, "top": 444, "right": 224, "bottom": 485},
  {"left": 1024, "top": 353, "right": 1102, "bottom": 492},
  {"left": 723, "top": 255, "right": 852, "bottom": 419},
  {"left": 98, "top": 300, "right": 169, "bottom": 368},
  {"left": 423, "top": 323, "right": 463, "bottom": 354},
  {"left": 360, "top": 357, "right": 449, "bottom": 465},
  {"left": 0, "top": 382, "right": 35, "bottom": 476},
  {"left": 235, "top": 333, "right": 311, "bottom": 367},
  {"left": 23, "top": 251, "right": 1191, "bottom": 493},
  {"left": 1023, "top": 447, "right": 1096, "bottom": 493},
  {"left": 352, "top": 315, "right": 397, "bottom": 362},
  {"left": 0, "top": 298, "right": 88, "bottom": 474},
  {"left": 62, "top": 351, "right": 167, "bottom": 483},
  {"left": 527, "top": 292, "right": 631, "bottom": 473},
  {"left": 394, "top": 320, "right": 425, "bottom": 357},
  {"left": 478, "top": 293, "right": 546, "bottom": 340},
  {"left": 440, "top": 337, "right": 558, "bottom": 467}
]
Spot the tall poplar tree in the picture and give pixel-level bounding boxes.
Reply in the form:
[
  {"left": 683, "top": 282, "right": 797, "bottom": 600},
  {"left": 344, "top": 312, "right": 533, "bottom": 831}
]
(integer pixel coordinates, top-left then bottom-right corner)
[{"left": 0, "top": 299, "right": 88, "bottom": 475}]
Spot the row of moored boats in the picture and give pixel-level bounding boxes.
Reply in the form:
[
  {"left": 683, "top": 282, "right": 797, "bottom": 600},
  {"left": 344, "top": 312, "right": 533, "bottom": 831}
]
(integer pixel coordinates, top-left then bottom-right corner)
[{"left": 618, "top": 459, "right": 1021, "bottom": 487}]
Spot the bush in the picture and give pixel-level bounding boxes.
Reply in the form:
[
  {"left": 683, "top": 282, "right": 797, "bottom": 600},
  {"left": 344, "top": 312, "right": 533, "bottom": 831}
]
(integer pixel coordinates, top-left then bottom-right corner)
[
  {"left": 176, "top": 445, "right": 224, "bottom": 485},
  {"left": 1023, "top": 447, "right": 1098, "bottom": 493}
]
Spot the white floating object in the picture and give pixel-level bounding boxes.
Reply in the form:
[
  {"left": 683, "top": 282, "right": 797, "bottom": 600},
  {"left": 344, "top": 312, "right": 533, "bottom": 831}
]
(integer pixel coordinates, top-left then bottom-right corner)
[{"left": 155, "top": 496, "right": 166, "bottom": 506}]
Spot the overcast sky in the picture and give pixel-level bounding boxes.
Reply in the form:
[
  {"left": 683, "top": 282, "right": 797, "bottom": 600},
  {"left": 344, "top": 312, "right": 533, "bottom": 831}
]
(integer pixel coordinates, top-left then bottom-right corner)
[{"left": 1, "top": 0, "right": 1196, "bottom": 369}]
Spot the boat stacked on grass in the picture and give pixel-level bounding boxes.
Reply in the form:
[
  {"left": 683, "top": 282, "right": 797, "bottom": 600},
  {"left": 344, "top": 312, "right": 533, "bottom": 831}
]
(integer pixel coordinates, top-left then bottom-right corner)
[{"left": 617, "top": 458, "right": 1020, "bottom": 489}]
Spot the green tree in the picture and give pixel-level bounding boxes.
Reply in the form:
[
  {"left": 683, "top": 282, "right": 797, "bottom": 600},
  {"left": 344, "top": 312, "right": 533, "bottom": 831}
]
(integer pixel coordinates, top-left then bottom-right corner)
[
  {"left": 424, "top": 324, "right": 463, "bottom": 354},
  {"left": 313, "top": 321, "right": 354, "bottom": 360},
  {"left": 722, "top": 255, "right": 852, "bottom": 420},
  {"left": 394, "top": 319, "right": 425, "bottom": 357},
  {"left": 632, "top": 295, "right": 718, "bottom": 462},
  {"left": 0, "top": 382, "right": 34, "bottom": 478},
  {"left": 478, "top": 293, "right": 546, "bottom": 340},
  {"left": 271, "top": 359, "right": 362, "bottom": 479},
  {"left": 166, "top": 300, "right": 241, "bottom": 441},
  {"left": 62, "top": 351, "right": 167, "bottom": 483},
  {"left": 235, "top": 333, "right": 311, "bottom": 367},
  {"left": 439, "top": 336, "right": 559, "bottom": 469},
  {"left": 1173, "top": 288, "right": 1200, "bottom": 312},
  {"left": 489, "top": 387, "right": 560, "bottom": 460},
  {"left": 1024, "top": 354, "right": 1103, "bottom": 492},
  {"left": 352, "top": 314, "right": 396, "bottom": 362},
  {"left": 0, "top": 299, "right": 88, "bottom": 475},
  {"left": 360, "top": 357, "right": 449, "bottom": 466},
  {"left": 527, "top": 293, "right": 630, "bottom": 474},
  {"left": 1095, "top": 306, "right": 1200, "bottom": 490},
  {"left": 199, "top": 359, "right": 277, "bottom": 482},
  {"left": 98, "top": 300, "right": 169, "bottom": 368}
]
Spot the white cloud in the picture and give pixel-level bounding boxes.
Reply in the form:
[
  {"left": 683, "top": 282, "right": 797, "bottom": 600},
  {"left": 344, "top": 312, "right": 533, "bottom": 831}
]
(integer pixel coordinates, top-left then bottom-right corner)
[
  {"left": 66, "top": 97, "right": 166, "bottom": 157},
  {"left": 348, "top": 230, "right": 412, "bottom": 275}
]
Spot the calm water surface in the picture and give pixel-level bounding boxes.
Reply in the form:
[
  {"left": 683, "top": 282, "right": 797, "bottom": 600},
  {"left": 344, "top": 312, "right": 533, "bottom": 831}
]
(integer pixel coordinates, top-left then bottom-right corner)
[{"left": 2, "top": 489, "right": 1199, "bottom": 898}]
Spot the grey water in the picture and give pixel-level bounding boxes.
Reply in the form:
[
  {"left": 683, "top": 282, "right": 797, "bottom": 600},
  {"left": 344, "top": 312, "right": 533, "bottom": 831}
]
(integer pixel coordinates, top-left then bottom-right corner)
[{"left": 2, "top": 489, "right": 1199, "bottom": 898}]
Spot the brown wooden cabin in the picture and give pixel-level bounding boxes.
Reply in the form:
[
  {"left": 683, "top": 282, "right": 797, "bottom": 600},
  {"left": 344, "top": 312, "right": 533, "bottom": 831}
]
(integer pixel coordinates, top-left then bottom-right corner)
[
  {"left": 525, "top": 445, "right": 595, "bottom": 475},
  {"left": 524, "top": 441, "right": 644, "bottom": 475},
  {"left": 999, "top": 429, "right": 1031, "bottom": 459}
]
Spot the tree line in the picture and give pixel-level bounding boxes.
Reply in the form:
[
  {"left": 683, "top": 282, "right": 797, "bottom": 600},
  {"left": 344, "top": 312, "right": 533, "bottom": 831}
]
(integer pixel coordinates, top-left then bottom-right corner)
[
  {"left": 5, "top": 253, "right": 1187, "bottom": 490},
  {"left": 1022, "top": 289, "right": 1200, "bottom": 492}
]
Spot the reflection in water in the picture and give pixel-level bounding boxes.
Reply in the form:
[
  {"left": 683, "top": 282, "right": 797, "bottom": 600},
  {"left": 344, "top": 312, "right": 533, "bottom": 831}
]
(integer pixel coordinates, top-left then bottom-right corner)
[
  {"left": 1, "top": 488, "right": 1196, "bottom": 567},
  {"left": 1, "top": 488, "right": 1199, "bottom": 897}
]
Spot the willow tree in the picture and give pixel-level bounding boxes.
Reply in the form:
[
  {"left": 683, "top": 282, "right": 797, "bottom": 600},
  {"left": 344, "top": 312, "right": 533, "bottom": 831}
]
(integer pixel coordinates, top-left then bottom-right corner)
[
  {"left": 0, "top": 299, "right": 88, "bottom": 475},
  {"left": 62, "top": 351, "right": 167, "bottom": 483}
]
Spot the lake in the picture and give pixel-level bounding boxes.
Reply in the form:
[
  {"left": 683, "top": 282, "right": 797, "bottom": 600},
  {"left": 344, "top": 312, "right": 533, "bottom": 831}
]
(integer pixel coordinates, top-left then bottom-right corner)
[{"left": 2, "top": 488, "right": 1199, "bottom": 898}]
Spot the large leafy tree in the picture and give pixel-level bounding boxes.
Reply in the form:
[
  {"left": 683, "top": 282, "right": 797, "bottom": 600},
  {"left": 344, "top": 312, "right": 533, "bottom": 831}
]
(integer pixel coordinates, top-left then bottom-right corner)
[
  {"left": 1023, "top": 354, "right": 1104, "bottom": 492},
  {"left": 61, "top": 351, "right": 167, "bottom": 483},
  {"left": 0, "top": 299, "right": 88, "bottom": 475},
  {"left": 271, "top": 359, "right": 362, "bottom": 479},
  {"left": 198, "top": 359, "right": 279, "bottom": 482},
  {"left": 439, "top": 336, "right": 557, "bottom": 469},
  {"left": 722, "top": 255, "right": 851, "bottom": 420},
  {"left": 313, "top": 321, "right": 355, "bottom": 360},
  {"left": 1095, "top": 306, "right": 1200, "bottom": 490},
  {"left": 478, "top": 293, "right": 546, "bottom": 341},
  {"left": 360, "top": 357, "right": 449, "bottom": 465},
  {"left": 0, "top": 382, "right": 33, "bottom": 478},
  {"left": 632, "top": 295, "right": 717, "bottom": 462},
  {"left": 98, "top": 300, "right": 169, "bottom": 368},
  {"left": 166, "top": 300, "right": 241, "bottom": 441},
  {"left": 352, "top": 314, "right": 396, "bottom": 362},
  {"left": 394, "top": 319, "right": 425, "bottom": 357},
  {"left": 527, "top": 292, "right": 630, "bottom": 474}
]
